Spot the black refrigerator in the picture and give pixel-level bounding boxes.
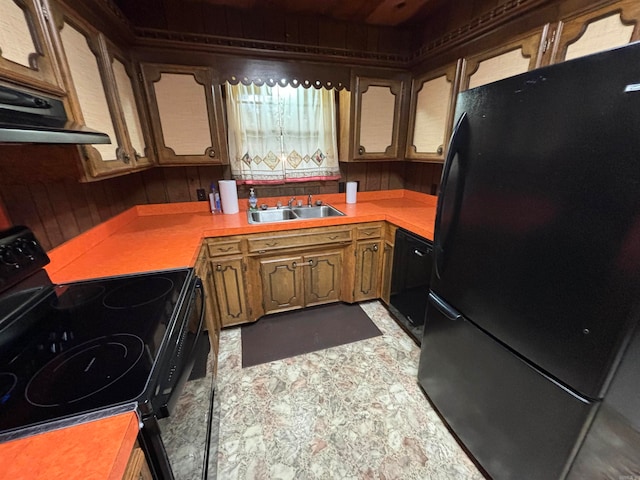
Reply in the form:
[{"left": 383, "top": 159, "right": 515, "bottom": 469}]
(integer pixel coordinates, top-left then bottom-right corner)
[{"left": 418, "top": 41, "right": 640, "bottom": 480}]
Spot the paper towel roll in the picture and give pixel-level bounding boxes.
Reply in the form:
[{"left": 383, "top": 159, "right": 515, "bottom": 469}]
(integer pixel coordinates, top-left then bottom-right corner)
[
  {"left": 346, "top": 181, "right": 358, "bottom": 204},
  {"left": 218, "top": 180, "right": 239, "bottom": 214}
]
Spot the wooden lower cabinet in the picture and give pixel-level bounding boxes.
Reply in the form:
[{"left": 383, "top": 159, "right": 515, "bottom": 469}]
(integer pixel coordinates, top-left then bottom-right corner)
[
  {"left": 259, "top": 250, "right": 342, "bottom": 314},
  {"left": 194, "top": 246, "right": 221, "bottom": 355},
  {"left": 201, "top": 222, "right": 393, "bottom": 325},
  {"left": 211, "top": 256, "right": 250, "bottom": 327},
  {"left": 354, "top": 239, "right": 382, "bottom": 302},
  {"left": 122, "top": 443, "right": 152, "bottom": 480},
  {"left": 305, "top": 251, "right": 342, "bottom": 307},
  {"left": 259, "top": 255, "right": 305, "bottom": 314},
  {"left": 381, "top": 224, "right": 397, "bottom": 305}
]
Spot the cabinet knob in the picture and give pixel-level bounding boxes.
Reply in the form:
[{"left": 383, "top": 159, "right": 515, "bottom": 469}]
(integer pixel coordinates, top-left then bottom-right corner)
[
  {"left": 358, "top": 146, "right": 365, "bottom": 155},
  {"left": 437, "top": 145, "right": 444, "bottom": 155},
  {"left": 208, "top": 149, "right": 216, "bottom": 158},
  {"left": 373, "top": 244, "right": 379, "bottom": 252},
  {"left": 216, "top": 264, "right": 222, "bottom": 271},
  {"left": 307, "top": 259, "right": 314, "bottom": 266},
  {"left": 292, "top": 261, "right": 297, "bottom": 269}
]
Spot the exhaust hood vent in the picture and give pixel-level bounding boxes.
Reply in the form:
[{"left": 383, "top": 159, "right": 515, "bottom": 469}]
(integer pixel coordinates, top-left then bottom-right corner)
[{"left": 0, "top": 85, "right": 110, "bottom": 145}]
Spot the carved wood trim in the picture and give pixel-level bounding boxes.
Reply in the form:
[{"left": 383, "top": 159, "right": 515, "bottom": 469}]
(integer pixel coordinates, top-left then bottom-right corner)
[
  {"left": 410, "top": 0, "right": 556, "bottom": 64},
  {"left": 134, "top": 27, "right": 410, "bottom": 74}
]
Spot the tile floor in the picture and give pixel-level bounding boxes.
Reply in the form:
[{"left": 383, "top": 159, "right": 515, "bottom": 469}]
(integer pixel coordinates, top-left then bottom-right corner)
[{"left": 215, "top": 301, "right": 484, "bottom": 480}]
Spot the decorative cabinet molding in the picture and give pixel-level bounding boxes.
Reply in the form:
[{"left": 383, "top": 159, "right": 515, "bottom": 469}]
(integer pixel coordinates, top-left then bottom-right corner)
[
  {"left": 303, "top": 251, "right": 342, "bottom": 307},
  {"left": 104, "top": 40, "right": 154, "bottom": 170},
  {"left": 203, "top": 238, "right": 251, "bottom": 328},
  {"left": 354, "top": 239, "right": 382, "bottom": 302},
  {"left": 195, "top": 246, "right": 221, "bottom": 356},
  {"left": 406, "top": 61, "right": 462, "bottom": 163},
  {"left": 381, "top": 223, "right": 397, "bottom": 305},
  {"left": 353, "top": 222, "right": 384, "bottom": 302},
  {"left": 0, "top": 0, "right": 64, "bottom": 94},
  {"left": 141, "top": 63, "right": 228, "bottom": 166},
  {"left": 339, "top": 73, "right": 408, "bottom": 161},
  {"left": 211, "top": 256, "right": 250, "bottom": 327},
  {"left": 51, "top": 6, "right": 154, "bottom": 180},
  {"left": 259, "top": 255, "right": 305, "bottom": 314},
  {"left": 461, "top": 26, "right": 549, "bottom": 91},
  {"left": 550, "top": 0, "right": 640, "bottom": 64}
]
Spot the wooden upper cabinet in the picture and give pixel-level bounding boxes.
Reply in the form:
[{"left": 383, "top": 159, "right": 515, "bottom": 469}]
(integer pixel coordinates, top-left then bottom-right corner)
[
  {"left": 406, "top": 61, "right": 462, "bottom": 162},
  {"left": 0, "top": 0, "right": 64, "bottom": 94},
  {"left": 104, "top": 42, "right": 154, "bottom": 170},
  {"left": 550, "top": 0, "right": 640, "bottom": 64},
  {"left": 461, "top": 27, "right": 549, "bottom": 91},
  {"left": 51, "top": 7, "right": 153, "bottom": 180},
  {"left": 339, "top": 73, "right": 407, "bottom": 161},
  {"left": 141, "top": 64, "right": 228, "bottom": 166}
]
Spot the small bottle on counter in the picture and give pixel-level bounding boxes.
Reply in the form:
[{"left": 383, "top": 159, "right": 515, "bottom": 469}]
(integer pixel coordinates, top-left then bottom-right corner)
[
  {"left": 209, "top": 184, "right": 221, "bottom": 214},
  {"left": 248, "top": 188, "right": 258, "bottom": 211}
]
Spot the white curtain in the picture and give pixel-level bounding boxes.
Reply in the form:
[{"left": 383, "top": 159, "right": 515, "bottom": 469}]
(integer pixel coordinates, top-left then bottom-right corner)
[{"left": 226, "top": 83, "right": 340, "bottom": 184}]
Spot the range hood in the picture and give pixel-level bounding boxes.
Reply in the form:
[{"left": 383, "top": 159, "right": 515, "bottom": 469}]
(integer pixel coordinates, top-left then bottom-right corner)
[{"left": 0, "top": 85, "right": 111, "bottom": 145}]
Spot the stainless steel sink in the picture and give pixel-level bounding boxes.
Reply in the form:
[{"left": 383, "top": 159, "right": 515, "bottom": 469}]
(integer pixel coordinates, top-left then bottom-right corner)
[
  {"left": 292, "top": 205, "right": 344, "bottom": 219},
  {"left": 247, "top": 204, "right": 345, "bottom": 224}
]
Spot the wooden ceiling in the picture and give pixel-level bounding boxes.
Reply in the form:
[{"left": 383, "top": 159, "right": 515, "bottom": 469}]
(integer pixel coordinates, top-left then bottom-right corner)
[{"left": 113, "top": 0, "right": 444, "bottom": 28}]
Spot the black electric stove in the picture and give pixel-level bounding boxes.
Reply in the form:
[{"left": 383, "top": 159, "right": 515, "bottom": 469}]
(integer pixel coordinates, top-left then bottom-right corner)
[{"left": 0, "top": 225, "right": 204, "bottom": 463}]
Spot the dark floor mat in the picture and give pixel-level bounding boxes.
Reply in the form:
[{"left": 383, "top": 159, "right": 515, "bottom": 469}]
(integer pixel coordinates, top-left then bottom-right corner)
[
  {"left": 188, "top": 332, "right": 211, "bottom": 380},
  {"left": 241, "top": 302, "right": 382, "bottom": 368}
]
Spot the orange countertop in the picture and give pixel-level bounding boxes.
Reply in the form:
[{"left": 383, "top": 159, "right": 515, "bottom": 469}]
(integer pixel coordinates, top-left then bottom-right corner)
[
  {"left": 46, "top": 189, "right": 437, "bottom": 283},
  {"left": 2, "top": 189, "right": 436, "bottom": 479},
  {"left": 0, "top": 412, "right": 139, "bottom": 480}
]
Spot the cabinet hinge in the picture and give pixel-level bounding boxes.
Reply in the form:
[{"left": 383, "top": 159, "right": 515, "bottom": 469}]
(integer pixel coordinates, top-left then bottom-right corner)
[
  {"left": 40, "top": 0, "right": 50, "bottom": 21},
  {"left": 543, "top": 29, "right": 557, "bottom": 54},
  {"left": 137, "top": 72, "right": 144, "bottom": 83}
]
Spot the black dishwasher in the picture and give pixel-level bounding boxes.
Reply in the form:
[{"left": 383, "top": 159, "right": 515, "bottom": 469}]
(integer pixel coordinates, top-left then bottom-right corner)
[{"left": 389, "top": 229, "right": 433, "bottom": 344}]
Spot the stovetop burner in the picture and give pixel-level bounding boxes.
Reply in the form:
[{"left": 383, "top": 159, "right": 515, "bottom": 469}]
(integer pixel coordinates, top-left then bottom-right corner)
[
  {"left": 25, "top": 333, "right": 145, "bottom": 407},
  {"left": 103, "top": 276, "right": 175, "bottom": 309}
]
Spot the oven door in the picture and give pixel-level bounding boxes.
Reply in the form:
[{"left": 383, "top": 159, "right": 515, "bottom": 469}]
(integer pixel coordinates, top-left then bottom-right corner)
[{"left": 139, "top": 276, "right": 213, "bottom": 480}]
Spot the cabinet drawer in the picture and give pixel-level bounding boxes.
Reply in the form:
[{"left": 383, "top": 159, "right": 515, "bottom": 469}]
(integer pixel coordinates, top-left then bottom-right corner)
[
  {"left": 356, "top": 223, "right": 383, "bottom": 240},
  {"left": 206, "top": 238, "right": 243, "bottom": 256},
  {"left": 248, "top": 228, "right": 352, "bottom": 253}
]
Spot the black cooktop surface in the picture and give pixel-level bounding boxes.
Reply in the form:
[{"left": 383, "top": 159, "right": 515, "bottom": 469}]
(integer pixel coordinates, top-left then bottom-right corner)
[{"left": 0, "top": 268, "right": 191, "bottom": 436}]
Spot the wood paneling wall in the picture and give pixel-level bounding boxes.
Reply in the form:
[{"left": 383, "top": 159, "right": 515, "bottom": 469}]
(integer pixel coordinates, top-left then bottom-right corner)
[{"left": 1, "top": 144, "right": 439, "bottom": 251}]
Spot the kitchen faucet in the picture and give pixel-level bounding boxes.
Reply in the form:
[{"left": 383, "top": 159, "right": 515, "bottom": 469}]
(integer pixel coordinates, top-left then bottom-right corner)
[
  {"left": 288, "top": 197, "right": 296, "bottom": 208},
  {"left": 308, "top": 194, "right": 312, "bottom": 207}
]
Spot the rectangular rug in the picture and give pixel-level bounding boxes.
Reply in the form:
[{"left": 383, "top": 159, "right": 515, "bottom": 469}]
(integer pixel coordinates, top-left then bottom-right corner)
[{"left": 241, "top": 302, "right": 382, "bottom": 368}]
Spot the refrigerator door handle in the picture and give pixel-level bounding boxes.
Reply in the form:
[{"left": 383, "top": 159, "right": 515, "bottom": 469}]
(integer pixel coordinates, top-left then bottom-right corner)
[
  {"left": 429, "top": 291, "right": 462, "bottom": 321},
  {"left": 434, "top": 112, "right": 469, "bottom": 279}
]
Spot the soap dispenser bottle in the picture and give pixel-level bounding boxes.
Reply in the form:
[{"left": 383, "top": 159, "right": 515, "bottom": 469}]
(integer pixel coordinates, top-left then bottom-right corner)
[{"left": 248, "top": 188, "right": 258, "bottom": 211}]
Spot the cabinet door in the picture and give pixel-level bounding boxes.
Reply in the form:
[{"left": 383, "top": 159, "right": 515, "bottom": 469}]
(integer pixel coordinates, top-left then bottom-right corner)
[
  {"left": 195, "top": 248, "right": 221, "bottom": 353},
  {"left": 340, "top": 75, "right": 406, "bottom": 161},
  {"left": 406, "top": 61, "right": 461, "bottom": 162},
  {"left": 53, "top": 11, "right": 145, "bottom": 179},
  {"left": 260, "top": 255, "right": 304, "bottom": 314},
  {"left": 0, "top": 0, "right": 63, "bottom": 94},
  {"left": 211, "top": 257, "right": 250, "bottom": 327},
  {"left": 462, "top": 27, "right": 548, "bottom": 91},
  {"left": 381, "top": 238, "right": 395, "bottom": 306},
  {"left": 550, "top": 0, "right": 640, "bottom": 64},
  {"left": 304, "top": 251, "right": 342, "bottom": 307},
  {"left": 104, "top": 41, "right": 154, "bottom": 170},
  {"left": 354, "top": 240, "right": 382, "bottom": 302},
  {"left": 142, "top": 63, "right": 228, "bottom": 166}
]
